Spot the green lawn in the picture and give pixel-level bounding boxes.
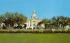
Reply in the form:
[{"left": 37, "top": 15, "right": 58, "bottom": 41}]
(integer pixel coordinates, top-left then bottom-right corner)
[{"left": 0, "top": 33, "right": 70, "bottom": 43}]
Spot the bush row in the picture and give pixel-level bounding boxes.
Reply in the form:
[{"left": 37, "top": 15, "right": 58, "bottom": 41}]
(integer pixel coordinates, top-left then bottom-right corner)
[{"left": 0, "top": 29, "right": 70, "bottom": 33}]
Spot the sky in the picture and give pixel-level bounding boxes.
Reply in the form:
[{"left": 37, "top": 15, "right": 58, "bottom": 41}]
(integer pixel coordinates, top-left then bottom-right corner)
[{"left": 0, "top": 0, "right": 70, "bottom": 19}]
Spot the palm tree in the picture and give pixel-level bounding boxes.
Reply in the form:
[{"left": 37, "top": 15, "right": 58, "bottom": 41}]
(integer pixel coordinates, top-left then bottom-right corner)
[{"left": 51, "top": 16, "right": 69, "bottom": 29}]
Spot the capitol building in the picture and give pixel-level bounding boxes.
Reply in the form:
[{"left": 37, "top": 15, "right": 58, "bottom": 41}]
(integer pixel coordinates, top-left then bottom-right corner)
[{"left": 25, "top": 10, "right": 42, "bottom": 29}]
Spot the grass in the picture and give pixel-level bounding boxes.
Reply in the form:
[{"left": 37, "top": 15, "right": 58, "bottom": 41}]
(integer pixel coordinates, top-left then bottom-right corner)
[{"left": 0, "top": 33, "right": 70, "bottom": 43}]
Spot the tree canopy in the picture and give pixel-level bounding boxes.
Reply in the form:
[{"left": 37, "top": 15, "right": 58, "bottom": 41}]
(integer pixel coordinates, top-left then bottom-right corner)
[{"left": 0, "top": 12, "right": 27, "bottom": 27}]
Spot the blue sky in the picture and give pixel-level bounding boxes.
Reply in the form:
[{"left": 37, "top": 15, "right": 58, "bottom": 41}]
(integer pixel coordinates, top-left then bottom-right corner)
[{"left": 0, "top": 0, "right": 70, "bottom": 19}]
